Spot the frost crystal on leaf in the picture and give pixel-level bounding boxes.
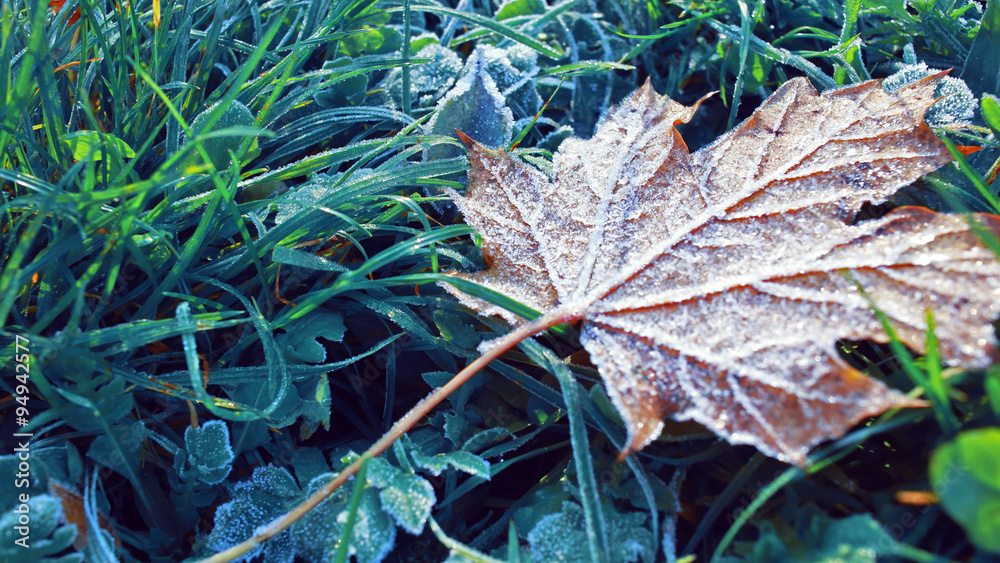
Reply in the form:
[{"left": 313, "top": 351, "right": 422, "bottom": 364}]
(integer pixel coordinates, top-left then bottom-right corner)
[
  {"left": 443, "top": 74, "right": 1000, "bottom": 465},
  {"left": 425, "top": 45, "right": 517, "bottom": 161},
  {"left": 366, "top": 457, "right": 436, "bottom": 535},
  {"left": 183, "top": 419, "right": 235, "bottom": 485},
  {"left": 410, "top": 449, "right": 491, "bottom": 478},
  {"left": 295, "top": 473, "right": 396, "bottom": 563},
  {"left": 526, "top": 501, "right": 654, "bottom": 563},
  {"left": 882, "top": 62, "right": 977, "bottom": 126},
  {"left": 382, "top": 43, "right": 463, "bottom": 109},
  {"left": 208, "top": 465, "right": 298, "bottom": 563}
]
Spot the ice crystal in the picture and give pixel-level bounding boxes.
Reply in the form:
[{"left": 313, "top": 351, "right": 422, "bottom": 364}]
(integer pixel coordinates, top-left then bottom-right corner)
[
  {"left": 382, "top": 44, "right": 463, "bottom": 109},
  {"left": 883, "top": 62, "right": 977, "bottom": 126},
  {"left": 526, "top": 501, "right": 654, "bottom": 563},
  {"left": 425, "top": 46, "right": 516, "bottom": 160},
  {"left": 294, "top": 473, "right": 395, "bottom": 563},
  {"left": 183, "top": 420, "right": 235, "bottom": 485},
  {"left": 366, "top": 457, "right": 435, "bottom": 535}
]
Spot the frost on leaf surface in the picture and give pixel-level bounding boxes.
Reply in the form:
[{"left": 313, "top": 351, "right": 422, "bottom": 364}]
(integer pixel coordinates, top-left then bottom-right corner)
[
  {"left": 273, "top": 170, "right": 362, "bottom": 225},
  {"left": 294, "top": 473, "right": 395, "bottom": 563},
  {"left": 209, "top": 465, "right": 298, "bottom": 563},
  {"left": 410, "top": 448, "right": 491, "bottom": 478},
  {"left": 882, "top": 62, "right": 977, "bottom": 126},
  {"left": 526, "top": 501, "right": 654, "bottom": 563},
  {"left": 183, "top": 419, "right": 234, "bottom": 485},
  {"left": 0, "top": 494, "right": 81, "bottom": 562},
  {"left": 365, "top": 457, "right": 436, "bottom": 535},
  {"left": 719, "top": 505, "right": 900, "bottom": 562},
  {"left": 426, "top": 45, "right": 516, "bottom": 161},
  {"left": 210, "top": 463, "right": 398, "bottom": 563},
  {"left": 274, "top": 310, "right": 346, "bottom": 364},
  {"left": 443, "top": 73, "right": 1000, "bottom": 465},
  {"left": 383, "top": 44, "right": 463, "bottom": 109}
]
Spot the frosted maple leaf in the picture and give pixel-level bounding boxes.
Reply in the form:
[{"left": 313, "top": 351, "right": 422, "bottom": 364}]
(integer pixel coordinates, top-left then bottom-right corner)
[{"left": 443, "top": 73, "right": 1000, "bottom": 465}]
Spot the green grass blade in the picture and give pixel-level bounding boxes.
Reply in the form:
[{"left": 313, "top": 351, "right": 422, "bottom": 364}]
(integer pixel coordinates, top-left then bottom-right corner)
[
  {"left": 727, "top": 1, "right": 755, "bottom": 130},
  {"left": 851, "top": 277, "right": 959, "bottom": 435},
  {"left": 940, "top": 137, "right": 1000, "bottom": 215},
  {"left": 520, "top": 340, "right": 609, "bottom": 563},
  {"left": 706, "top": 18, "right": 837, "bottom": 89},
  {"left": 398, "top": 4, "right": 564, "bottom": 60},
  {"left": 333, "top": 455, "right": 370, "bottom": 563},
  {"left": 834, "top": 0, "right": 862, "bottom": 84},
  {"left": 429, "top": 517, "right": 507, "bottom": 563}
]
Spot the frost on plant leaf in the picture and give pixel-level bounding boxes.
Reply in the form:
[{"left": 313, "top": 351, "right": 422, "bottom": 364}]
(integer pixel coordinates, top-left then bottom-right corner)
[
  {"left": 366, "top": 457, "right": 435, "bottom": 535},
  {"left": 209, "top": 465, "right": 298, "bottom": 563},
  {"left": 273, "top": 171, "right": 359, "bottom": 225},
  {"left": 525, "top": 501, "right": 654, "bottom": 563},
  {"left": 426, "top": 45, "right": 516, "bottom": 162},
  {"left": 410, "top": 449, "right": 491, "bottom": 478},
  {"left": 882, "top": 62, "right": 977, "bottom": 126},
  {"left": 183, "top": 420, "right": 234, "bottom": 485},
  {"left": 0, "top": 494, "right": 81, "bottom": 562},
  {"left": 719, "top": 504, "right": 901, "bottom": 562},
  {"left": 382, "top": 43, "right": 463, "bottom": 109},
  {"left": 295, "top": 473, "right": 395, "bottom": 563},
  {"left": 210, "top": 463, "right": 398, "bottom": 563},
  {"left": 274, "top": 311, "right": 346, "bottom": 364},
  {"left": 443, "top": 73, "right": 1000, "bottom": 465}
]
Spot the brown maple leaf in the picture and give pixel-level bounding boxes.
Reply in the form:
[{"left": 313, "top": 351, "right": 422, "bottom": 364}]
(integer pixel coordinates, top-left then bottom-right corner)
[{"left": 444, "top": 73, "right": 1000, "bottom": 465}]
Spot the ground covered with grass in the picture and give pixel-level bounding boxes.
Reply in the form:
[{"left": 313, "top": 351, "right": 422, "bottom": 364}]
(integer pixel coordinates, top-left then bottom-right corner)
[{"left": 2, "top": 0, "right": 1000, "bottom": 561}]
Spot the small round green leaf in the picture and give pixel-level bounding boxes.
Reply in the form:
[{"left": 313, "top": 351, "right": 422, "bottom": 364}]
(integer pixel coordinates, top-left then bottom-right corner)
[
  {"left": 184, "top": 420, "right": 235, "bottom": 485},
  {"left": 180, "top": 101, "right": 259, "bottom": 172},
  {"left": 982, "top": 94, "right": 1000, "bottom": 136},
  {"left": 930, "top": 428, "right": 1000, "bottom": 553}
]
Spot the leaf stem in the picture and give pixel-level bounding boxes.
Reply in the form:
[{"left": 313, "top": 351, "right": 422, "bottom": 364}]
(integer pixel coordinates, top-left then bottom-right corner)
[{"left": 196, "top": 306, "right": 579, "bottom": 563}]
